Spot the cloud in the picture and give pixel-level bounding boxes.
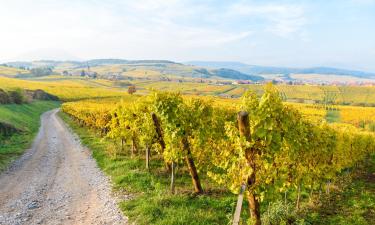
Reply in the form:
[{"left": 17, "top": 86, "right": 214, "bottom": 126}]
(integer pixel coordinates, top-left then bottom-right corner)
[
  {"left": 75, "top": 0, "right": 255, "bottom": 51},
  {"left": 0, "top": 0, "right": 312, "bottom": 65},
  {"left": 227, "top": 2, "right": 307, "bottom": 38}
]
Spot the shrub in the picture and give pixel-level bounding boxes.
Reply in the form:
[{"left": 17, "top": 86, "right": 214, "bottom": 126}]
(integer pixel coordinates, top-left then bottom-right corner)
[
  {"left": 0, "top": 89, "right": 10, "bottom": 104},
  {"left": 262, "top": 201, "right": 297, "bottom": 225},
  {"left": 8, "top": 89, "right": 25, "bottom": 104}
]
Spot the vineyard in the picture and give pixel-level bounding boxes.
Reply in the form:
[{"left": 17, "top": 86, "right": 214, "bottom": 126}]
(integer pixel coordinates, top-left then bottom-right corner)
[
  {"left": 0, "top": 76, "right": 130, "bottom": 101},
  {"left": 61, "top": 84, "right": 375, "bottom": 224},
  {"left": 135, "top": 81, "right": 375, "bottom": 106},
  {"left": 3, "top": 74, "right": 375, "bottom": 106}
]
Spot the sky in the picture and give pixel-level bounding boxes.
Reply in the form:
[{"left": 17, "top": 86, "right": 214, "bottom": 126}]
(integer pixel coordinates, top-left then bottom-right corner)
[{"left": 0, "top": 0, "right": 374, "bottom": 71}]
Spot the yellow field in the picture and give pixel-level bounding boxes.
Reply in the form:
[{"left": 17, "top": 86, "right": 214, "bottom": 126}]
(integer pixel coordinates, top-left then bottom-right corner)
[
  {"left": 339, "top": 105, "right": 375, "bottom": 127},
  {"left": 3, "top": 75, "right": 375, "bottom": 130},
  {"left": 0, "top": 76, "right": 130, "bottom": 101},
  {"left": 0, "top": 66, "right": 29, "bottom": 76},
  {"left": 286, "top": 103, "right": 327, "bottom": 122}
]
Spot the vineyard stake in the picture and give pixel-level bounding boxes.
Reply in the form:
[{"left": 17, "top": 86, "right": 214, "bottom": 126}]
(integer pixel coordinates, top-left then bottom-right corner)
[
  {"left": 146, "top": 145, "right": 150, "bottom": 170},
  {"left": 171, "top": 161, "right": 175, "bottom": 194},
  {"left": 233, "top": 183, "right": 247, "bottom": 225},
  {"left": 237, "top": 111, "right": 261, "bottom": 225}
]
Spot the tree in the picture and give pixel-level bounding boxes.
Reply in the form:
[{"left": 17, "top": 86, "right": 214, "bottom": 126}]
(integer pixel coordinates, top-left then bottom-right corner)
[
  {"left": 30, "top": 67, "right": 53, "bottom": 77},
  {"left": 128, "top": 85, "right": 136, "bottom": 95}
]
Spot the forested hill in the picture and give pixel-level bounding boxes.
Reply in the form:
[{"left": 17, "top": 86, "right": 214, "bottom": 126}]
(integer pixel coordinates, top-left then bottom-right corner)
[{"left": 186, "top": 61, "right": 375, "bottom": 78}]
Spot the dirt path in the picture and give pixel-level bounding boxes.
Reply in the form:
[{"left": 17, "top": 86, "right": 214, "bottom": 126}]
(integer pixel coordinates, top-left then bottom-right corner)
[{"left": 0, "top": 109, "right": 126, "bottom": 225}]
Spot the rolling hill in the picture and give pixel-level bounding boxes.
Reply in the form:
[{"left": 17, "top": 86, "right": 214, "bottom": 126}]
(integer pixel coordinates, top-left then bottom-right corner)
[
  {"left": 186, "top": 61, "right": 375, "bottom": 79},
  {"left": 3, "top": 60, "right": 264, "bottom": 82},
  {"left": 4, "top": 59, "right": 375, "bottom": 83}
]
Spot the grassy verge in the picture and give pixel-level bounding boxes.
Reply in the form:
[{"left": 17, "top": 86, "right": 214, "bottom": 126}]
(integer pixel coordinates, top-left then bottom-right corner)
[
  {"left": 0, "top": 101, "right": 60, "bottom": 171},
  {"left": 59, "top": 111, "right": 241, "bottom": 225},
  {"left": 302, "top": 155, "right": 375, "bottom": 225}
]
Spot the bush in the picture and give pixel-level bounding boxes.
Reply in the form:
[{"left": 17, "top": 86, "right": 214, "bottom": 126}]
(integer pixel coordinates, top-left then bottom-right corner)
[
  {"left": 365, "top": 122, "right": 375, "bottom": 132},
  {"left": 262, "top": 201, "right": 297, "bottom": 225},
  {"left": 8, "top": 89, "right": 25, "bottom": 104},
  {"left": 0, "top": 89, "right": 10, "bottom": 104}
]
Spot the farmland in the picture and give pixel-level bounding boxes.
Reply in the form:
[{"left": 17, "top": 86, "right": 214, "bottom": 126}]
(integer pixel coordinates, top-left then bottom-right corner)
[{"left": 1, "top": 74, "right": 375, "bottom": 224}]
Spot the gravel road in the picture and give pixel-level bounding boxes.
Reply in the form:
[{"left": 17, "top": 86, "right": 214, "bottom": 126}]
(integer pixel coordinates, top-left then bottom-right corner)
[{"left": 0, "top": 109, "right": 127, "bottom": 225}]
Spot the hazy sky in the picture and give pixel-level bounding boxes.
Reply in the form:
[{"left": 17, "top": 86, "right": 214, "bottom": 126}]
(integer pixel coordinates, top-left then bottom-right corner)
[{"left": 0, "top": 0, "right": 374, "bottom": 71}]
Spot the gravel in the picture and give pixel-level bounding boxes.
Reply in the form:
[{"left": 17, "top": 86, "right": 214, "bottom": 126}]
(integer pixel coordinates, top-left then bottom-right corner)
[{"left": 0, "top": 109, "right": 127, "bottom": 225}]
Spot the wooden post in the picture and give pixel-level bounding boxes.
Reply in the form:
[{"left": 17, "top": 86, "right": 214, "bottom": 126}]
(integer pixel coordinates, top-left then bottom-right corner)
[
  {"left": 284, "top": 191, "right": 287, "bottom": 205},
  {"left": 246, "top": 190, "right": 261, "bottom": 225},
  {"left": 121, "top": 138, "right": 125, "bottom": 151},
  {"left": 237, "top": 111, "right": 261, "bottom": 225},
  {"left": 131, "top": 135, "right": 138, "bottom": 155},
  {"left": 182, "top": 137, "right": 203, "bottom": 194},
  {"left": 237, "top": 111, "right": 250, "bottom": 141},
  {"left": 131, "top": 140, "right": 134, "bottom": 157},
  {"left": 171, "top": 161, "right": 175, "bottom": 194},
  {"left": 296, "top": 184, "right": 301, "bottom": 210},
  {"left": 233, "top": 184, "right": 247, "bottom": 225},
  {"left": 151, "top": 113, "right": 166, "bottom": 150},
  {"left": 146, "top": 146, "right": 150, "bottom": 170},
  {"left": 326, "top": 180, "right": 331, "bottom": 195}
]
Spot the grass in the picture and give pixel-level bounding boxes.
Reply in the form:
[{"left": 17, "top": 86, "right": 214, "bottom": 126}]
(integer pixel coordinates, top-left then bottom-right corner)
[
  {"left": 59, "top": 111, "right": 242, "bottom": 225},
  {"left": 325, "top": 110, "right": 341, "bottom": 123},
  {"left": 302, "top": 155, "right": 375, "bottom": 225},
  {"left": 0, "top": 101, "right": 60, "bottom": 171}
]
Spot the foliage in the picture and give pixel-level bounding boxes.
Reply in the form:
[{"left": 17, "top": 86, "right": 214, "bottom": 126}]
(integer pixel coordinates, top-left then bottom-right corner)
[
  {"left": 261, "top": 201, "right": 296, "bottom": 225},
  {"left": 30, "top": 67, "right": 53, "bottom": 76},
  {"left": 7, "top": 89, "right": 26, "bottom": 104},
  {"left": 61, "top": 84, "right": 375, "bottom": 223},
  {"left": 59, "top": 111, "right": 238, "bottom": 225},
  {"left": 128, "top": 85, "right": 137, "bottom": 95}
]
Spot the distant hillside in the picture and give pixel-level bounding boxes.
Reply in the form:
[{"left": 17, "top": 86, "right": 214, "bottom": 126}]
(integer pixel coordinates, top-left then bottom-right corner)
[
  {"left": 211, "top": 68, "right": 263, "bottom": 81},
  {"left": 4, "top": 59, "right": 264, "bottom": 82},
  {"left": 186, "top": 61, "right": 375, "bottom": 78},
  {"left": 0, "top": 65, "right": 30, "bottom": 77},
  {"left": 6, "top": 59, "right": 177, "bottom": 69}
]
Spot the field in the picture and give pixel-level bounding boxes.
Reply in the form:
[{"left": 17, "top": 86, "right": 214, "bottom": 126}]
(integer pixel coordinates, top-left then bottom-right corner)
[
  {"left": 0, "top": 76, "right": 129, "bottom": 101},
  {"left": 0, "top": 101, "right": 60, "bottom": 171},
  {"left": 2, "top": 74, "right": 375, "bottom": 105},
  {"left": 1, "top": 75, "right": 375, "bottom": 224},
  {"left": 0, "top": 66, "right": 29, "bottom": 77},
  {"left": 289, "top": 73, "right": 375, "bottom": 84},
  {"left": 135, "top": 81, "right": 375, "bottom": 106}
]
